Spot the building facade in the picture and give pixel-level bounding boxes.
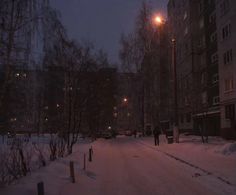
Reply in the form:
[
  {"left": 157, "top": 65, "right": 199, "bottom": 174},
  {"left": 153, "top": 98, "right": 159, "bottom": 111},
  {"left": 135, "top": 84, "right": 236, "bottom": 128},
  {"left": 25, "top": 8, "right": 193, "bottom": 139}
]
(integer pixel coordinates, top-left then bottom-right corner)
[
  {"left": 168, "top": 0, "right": 221, "bottom": 136},
  {"left": 216, "top": 0, "right": 236, "bottom": 139},
  {"left": 115, "top": 72, "right": 142, "bottom": 133}
]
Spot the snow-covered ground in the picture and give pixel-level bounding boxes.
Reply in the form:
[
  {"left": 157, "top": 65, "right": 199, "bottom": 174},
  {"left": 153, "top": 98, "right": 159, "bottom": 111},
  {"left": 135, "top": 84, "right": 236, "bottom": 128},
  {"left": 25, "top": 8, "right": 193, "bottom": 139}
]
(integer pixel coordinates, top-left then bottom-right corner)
[
  {"left": 1, "top": 135, "right": 236, "bottom": 195},
  {"left": 139, "top": 135, "right": 236, "bottom": 187}
]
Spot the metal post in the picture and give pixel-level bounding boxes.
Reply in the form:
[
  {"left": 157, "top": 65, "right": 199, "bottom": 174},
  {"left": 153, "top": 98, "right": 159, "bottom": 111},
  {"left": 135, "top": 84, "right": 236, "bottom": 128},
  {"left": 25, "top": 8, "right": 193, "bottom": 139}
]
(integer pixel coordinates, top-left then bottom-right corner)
[
  {"left": 37, "top": 182, "right": 44, "bottom": 195},
  {"left": 69, "top": 161, "right": 75, "bottom": 183},
  {"left": 89, "top": 148, "right": 92, "bottom": 162},
  {"left": 83, "top": 153, "right": 86, "bottom": 170},
  {"left": 172, "top": 38, "right": 179, "bottom": 143}
]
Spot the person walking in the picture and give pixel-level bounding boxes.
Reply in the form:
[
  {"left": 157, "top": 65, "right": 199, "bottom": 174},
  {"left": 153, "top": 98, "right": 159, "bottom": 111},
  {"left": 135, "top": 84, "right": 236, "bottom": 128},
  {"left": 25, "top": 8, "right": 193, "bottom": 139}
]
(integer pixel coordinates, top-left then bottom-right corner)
[{"left": 153, "top": 125, "right": 161, "bottom": 146}]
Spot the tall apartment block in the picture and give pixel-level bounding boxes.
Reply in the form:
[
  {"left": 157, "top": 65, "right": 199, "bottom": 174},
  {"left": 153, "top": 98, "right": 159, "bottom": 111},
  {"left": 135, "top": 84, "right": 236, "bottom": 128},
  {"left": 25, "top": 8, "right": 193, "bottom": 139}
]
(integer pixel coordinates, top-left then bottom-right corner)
[
  {"left": 168, "top": 0, "right": 221, "bottom": 136},
  {"left": 216, "top": 0, "right": 236, "bottom": 139}
]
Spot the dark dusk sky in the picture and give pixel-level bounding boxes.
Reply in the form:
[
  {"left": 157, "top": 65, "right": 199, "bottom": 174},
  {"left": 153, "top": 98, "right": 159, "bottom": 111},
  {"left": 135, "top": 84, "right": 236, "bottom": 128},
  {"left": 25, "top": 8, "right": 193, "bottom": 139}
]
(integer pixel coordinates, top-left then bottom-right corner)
[{"left": 50, "top": 0, "right": 168, "bottom": 66}]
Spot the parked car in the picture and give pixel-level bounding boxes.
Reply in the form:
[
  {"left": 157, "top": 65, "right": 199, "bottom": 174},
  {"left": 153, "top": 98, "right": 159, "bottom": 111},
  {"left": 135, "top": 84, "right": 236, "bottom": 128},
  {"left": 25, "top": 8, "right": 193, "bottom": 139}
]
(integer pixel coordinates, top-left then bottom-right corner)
[
  {"left": 136, "top": 131, "right": 143, "bottom": 137},
  {"left": 7, "top": 131, "right": 15, "bottom": 138},
  {"left": 102, "top": 132, "right": 112, "bottom": 139},
  {"left": 125, "top": 130, "right": 133, "bottom": 136}
]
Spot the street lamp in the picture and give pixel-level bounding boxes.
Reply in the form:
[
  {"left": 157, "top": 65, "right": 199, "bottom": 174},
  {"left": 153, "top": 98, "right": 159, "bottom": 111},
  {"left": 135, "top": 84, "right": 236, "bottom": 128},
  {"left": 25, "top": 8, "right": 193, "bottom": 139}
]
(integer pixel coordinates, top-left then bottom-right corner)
[
  {"left": 172, "top": 38, "right": 179, "bottom": 143},
  {"left": 113, "top": 112, "right": 118, "bottom": 118},
  {"left": 154, "top": 15, "right": 164, "bottom": 26},
  {"left": 123, "top": 97, "right": 128, "bottom": 103},
  {"left": 152, "top": 14, "right": 165, "bottom": 129},
  {"left": 153, "top": 14, "right": 179, "bottom": 143}
]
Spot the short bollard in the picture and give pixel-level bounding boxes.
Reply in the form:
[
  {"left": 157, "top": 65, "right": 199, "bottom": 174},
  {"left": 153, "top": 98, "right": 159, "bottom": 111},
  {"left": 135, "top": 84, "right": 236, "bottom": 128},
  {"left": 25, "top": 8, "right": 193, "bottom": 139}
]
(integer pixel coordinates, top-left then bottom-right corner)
[
  {"left": 37, "top": 182, "right": 44, "bottom": 195},
  {"left": 70, "top": 161, "right": 75, "bottom": 183},
  {"left": 83, "top": 153, "right": 86, "bottom": 170},
  {"left": 89, "top": 148, "right": 92, "bottom": 162}
]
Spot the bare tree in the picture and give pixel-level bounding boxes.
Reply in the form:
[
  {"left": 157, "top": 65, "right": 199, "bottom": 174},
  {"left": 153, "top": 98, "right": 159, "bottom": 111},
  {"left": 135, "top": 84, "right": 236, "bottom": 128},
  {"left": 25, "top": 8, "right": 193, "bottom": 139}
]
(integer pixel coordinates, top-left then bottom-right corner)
[
  {"left": 119, "top": 1, "right": 161, "bottom": 134},
  {"left": 0, "top": 0, "right": 49, "bottom": 134}
]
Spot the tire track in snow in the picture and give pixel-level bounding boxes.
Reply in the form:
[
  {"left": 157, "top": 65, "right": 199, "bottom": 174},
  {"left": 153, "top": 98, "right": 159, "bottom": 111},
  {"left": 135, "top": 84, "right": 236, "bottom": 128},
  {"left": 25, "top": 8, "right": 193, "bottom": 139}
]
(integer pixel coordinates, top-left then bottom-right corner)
[{"left": 136, "top": 140, "right": 234, "bottom": 187}]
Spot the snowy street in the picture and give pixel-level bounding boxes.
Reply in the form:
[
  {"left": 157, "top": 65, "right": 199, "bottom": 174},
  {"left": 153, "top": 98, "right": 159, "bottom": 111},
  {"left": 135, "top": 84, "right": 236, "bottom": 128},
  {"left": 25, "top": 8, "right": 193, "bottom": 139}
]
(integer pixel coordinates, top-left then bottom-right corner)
[
  {"left": 1, "top": 135, "right": 236, "bottom": 195},
  {"left": 1, "top": 0, "right": 236, "bottom": 194}
]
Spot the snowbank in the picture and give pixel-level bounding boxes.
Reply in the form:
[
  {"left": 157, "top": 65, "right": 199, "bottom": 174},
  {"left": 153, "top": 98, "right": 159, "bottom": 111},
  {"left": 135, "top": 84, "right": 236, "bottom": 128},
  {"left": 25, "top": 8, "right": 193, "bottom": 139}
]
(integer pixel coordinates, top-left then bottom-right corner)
[{"left": 218, "top": 142, "right": 236, "bottom": 156}]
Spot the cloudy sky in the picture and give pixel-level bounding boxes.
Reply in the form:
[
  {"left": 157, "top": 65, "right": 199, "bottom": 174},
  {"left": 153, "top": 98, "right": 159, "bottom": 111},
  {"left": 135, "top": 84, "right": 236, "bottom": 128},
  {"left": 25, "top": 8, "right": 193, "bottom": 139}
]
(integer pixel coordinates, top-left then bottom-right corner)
[{"left": 50, "top": 0, "right": 168, "bottom": 65}]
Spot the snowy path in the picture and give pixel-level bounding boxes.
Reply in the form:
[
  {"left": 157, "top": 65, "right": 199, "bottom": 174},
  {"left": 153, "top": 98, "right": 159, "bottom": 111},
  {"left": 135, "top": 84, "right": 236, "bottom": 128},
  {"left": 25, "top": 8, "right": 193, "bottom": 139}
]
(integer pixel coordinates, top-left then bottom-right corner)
[
  {"left": 1, "top": 136, "right": 236, "bottom": 195},
  {"left": 63, "top": 137, "right": 236, "bottom": 195}
]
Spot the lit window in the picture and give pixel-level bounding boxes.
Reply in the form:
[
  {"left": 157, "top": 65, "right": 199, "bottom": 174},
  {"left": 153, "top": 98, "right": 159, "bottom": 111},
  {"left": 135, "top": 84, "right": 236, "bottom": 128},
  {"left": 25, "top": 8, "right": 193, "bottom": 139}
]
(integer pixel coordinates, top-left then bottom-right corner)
[
  {"left": 15, "top": 73, "right": 20, "bottom": 77},
  {"left": 225, "top": 78, "right": 234, "bottom": 92}
]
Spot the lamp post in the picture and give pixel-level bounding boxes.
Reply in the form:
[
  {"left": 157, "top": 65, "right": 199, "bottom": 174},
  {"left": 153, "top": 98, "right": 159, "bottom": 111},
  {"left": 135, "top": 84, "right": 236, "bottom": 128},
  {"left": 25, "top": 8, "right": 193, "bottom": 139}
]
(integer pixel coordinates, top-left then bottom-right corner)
[
  {"left": 153, "top": 14, "right": 179, "bottom": 143},
  {"left": 152, "top": 15, "right": 164, "bottom": 130},
  {"left": 172, "top": 38, "right": 179, "bottom": 143},
  {"left": 153, "top": 15, "right": 165, "bottom": 129}
]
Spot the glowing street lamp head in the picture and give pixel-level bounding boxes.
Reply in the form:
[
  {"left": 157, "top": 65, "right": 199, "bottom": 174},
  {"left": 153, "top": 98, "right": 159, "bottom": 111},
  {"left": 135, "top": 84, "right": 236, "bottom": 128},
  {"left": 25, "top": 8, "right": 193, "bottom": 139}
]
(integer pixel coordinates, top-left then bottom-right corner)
[
  {"left": 154, "top": 15, "right": 164, "bottom": 26},
  {"left": 123, "top": 97, "right": 128, "bottom": 103}
]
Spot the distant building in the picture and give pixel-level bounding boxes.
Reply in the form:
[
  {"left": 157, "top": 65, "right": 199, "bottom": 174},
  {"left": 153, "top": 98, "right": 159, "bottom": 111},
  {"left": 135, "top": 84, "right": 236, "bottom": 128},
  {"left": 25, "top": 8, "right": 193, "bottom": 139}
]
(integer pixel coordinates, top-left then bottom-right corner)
[
  {"left": 216, "top": 0, "right": 236, "bottom": 139},
  {"left": 115, "top": 72, "right": 142, "bottom": 133}
]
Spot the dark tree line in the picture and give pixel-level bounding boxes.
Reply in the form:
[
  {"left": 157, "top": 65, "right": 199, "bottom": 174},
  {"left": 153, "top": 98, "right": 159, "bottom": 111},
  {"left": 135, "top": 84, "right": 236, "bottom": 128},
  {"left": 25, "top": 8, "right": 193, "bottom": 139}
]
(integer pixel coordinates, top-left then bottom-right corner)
[{"left": 0, "top": 0, "right": 117, "bottom": 156}]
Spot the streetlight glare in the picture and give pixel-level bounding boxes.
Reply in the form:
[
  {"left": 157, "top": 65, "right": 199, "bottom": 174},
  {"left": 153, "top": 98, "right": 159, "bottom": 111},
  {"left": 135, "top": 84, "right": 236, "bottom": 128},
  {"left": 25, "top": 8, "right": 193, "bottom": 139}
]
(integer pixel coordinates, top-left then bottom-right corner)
[
  {"left": 154, "top": 16, "right": 163, "bottom": 25},
  {"left": 123, "top": 98, "right": 128, "bottom": 103}
]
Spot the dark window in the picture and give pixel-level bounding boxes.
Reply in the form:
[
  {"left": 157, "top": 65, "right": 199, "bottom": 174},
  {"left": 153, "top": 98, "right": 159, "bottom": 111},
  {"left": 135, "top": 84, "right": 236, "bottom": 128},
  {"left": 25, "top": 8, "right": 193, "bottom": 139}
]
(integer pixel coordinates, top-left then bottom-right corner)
[
  {"left": 222, "top": 23, "right": 231, "bottom": 40},
  {"left": 180, "top": 115, "right": 184, "bottom": 123},
  {"left": 186, "top": 113, "right": 191, "bottom": 123},
  {"left": 225, "top": 104, "right": 235, "bottom": 119},
  {"left": 220, "top": 0, "right": 230, "bottom": 16},
  {"left": 229, "top": 49, "right": 233, "bottom": 61},
  {"left": 223, "top": 49, "right": 233, "bottom": 65},
  {"left": 209, "top": 12, "right": 216, "bottom": 23},
  {"left": 199, "top": 1, "right": 203, "bottom": 14}
]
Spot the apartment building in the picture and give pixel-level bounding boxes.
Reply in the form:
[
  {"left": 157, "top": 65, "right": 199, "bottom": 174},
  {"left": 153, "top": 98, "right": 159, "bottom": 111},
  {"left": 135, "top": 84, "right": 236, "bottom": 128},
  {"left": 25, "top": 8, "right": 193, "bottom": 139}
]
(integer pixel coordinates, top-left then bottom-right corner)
[
  {"left": 216, "top": 0, "right": 236, "bottom": 139},
  {"left": 168, "top": 0, "right": 196, "bottom": 133},
  {"left": 168, "top": 0, "right": 221, "bottom": 135}
]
